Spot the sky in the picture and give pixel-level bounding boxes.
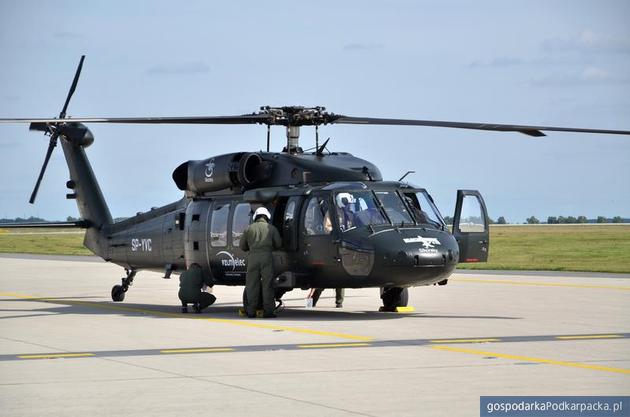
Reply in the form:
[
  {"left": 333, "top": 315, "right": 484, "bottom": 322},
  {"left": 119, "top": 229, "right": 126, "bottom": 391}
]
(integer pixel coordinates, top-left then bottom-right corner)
[{"left": 1, "top": 0, "right": 629, "bottom": 223}]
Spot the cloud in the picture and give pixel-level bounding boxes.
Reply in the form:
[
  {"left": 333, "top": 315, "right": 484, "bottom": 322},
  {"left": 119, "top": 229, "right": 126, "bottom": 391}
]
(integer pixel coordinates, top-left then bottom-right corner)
[
  {"left": 530, "top": 66, "right": 630, "bottom": 87},
  {"left": 146, "top": 61, "right": 211, "bottom": 75},
  {"left": 469, "top": 57, "right": 523, "bottom": 68},
  {"left": 342, "top": 43, "right": 384, "bottom": 51},
  {"left": 542, "top": 30, "right": 630, "bottom": 55}
]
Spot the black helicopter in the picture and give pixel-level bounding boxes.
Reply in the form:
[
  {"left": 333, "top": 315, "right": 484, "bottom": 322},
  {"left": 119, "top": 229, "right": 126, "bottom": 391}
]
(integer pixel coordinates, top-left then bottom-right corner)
[{"left": 2, "top": 56, "right": 629, "bottom": 312}]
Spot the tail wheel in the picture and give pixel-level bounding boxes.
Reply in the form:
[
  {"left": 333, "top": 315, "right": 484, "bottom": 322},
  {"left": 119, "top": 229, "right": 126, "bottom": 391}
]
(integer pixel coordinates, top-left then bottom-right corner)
[{"left": 111, "top": 285, "right": 126, "bottom": 302}]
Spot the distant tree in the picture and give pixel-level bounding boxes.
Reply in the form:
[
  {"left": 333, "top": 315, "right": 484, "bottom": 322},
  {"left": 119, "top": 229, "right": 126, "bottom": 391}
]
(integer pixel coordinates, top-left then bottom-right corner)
[
  {"left": 497, "top": 216, "right": 507, "bottom": 224},
  {"left": 526, "top": 216, "right": 540, "bottom": 224},
  {"left": 566, "top": 216, "right": 577, "bottom": 224},
  {"left": 547, "top": 216, "right": 558, "bottom": 224},
  {"left": 557, "top": 216, "right": 566, "bottom": 224},
  {"left": 596, "top": 216, "right": 608, "bottom": 223},
  {"left": 443, "top": 216, "right": 453, "bottom": 225},
  {"left": 612, "top": 216, "right": 623, "bottom": 223},
  {"left": 488, "top": 217, "right": 495, "bottom": 224},
  {"left": 577, "top": 216, "right": 588, "bottom": 223},
  {"left": 66, "top": 216, "right": 79, "bottom": 222}
]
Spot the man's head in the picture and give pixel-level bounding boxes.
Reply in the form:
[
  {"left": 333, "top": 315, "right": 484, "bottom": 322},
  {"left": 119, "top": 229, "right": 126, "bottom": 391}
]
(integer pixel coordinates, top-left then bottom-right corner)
[{"left": 253, "top": 207, "right": 271, "bottom": 222}]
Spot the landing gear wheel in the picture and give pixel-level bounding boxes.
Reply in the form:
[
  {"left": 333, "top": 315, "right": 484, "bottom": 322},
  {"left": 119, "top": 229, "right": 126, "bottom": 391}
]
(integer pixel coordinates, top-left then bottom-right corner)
[
  {"left": 379, "top": 287, "right": 409, "bottom": 312},
  {"left": 111, "top": 269, "right": 136, "bottom": 302},
  {"left": 111, "top": 285, "right": 126, "bottom": 302}
]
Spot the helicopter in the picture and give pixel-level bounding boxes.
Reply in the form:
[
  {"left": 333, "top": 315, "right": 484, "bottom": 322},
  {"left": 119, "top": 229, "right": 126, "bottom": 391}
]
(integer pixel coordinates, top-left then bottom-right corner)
[{"left": 2, "top": 56, "right": 630, "bottom": 312}]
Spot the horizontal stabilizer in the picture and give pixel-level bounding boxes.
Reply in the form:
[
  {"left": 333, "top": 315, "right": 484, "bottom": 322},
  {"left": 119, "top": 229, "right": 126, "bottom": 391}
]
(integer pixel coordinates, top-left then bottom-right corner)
[{"left": 0, "top": 220, "right": 88, "bottom": 229}]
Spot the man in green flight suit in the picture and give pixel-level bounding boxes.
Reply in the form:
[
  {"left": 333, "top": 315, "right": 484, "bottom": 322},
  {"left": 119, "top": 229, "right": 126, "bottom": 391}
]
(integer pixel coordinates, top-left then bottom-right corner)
[
  {"left": 178, "top": 263, "right": 216, "bottom": 313},
  {"left": 239, "top": 207, "right": 282, "bottom": 318}
]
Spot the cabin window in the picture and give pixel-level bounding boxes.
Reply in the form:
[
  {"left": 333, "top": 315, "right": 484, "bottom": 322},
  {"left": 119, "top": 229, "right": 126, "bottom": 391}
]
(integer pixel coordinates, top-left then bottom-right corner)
[
  {"left": 232, "top": 203, "right": 251, "bottom": 247},
  {"left": 304, "top": 196, "right": 332, "bottom": 235},
  {"left": 210, "top": 204, "right": 229, "bottom": 247}
]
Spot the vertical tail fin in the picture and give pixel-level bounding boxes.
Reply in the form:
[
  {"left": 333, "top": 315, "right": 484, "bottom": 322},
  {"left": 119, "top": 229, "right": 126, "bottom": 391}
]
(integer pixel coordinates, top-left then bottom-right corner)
[{"left": 58, "top": 124, "right": 113, "bottom": 256}]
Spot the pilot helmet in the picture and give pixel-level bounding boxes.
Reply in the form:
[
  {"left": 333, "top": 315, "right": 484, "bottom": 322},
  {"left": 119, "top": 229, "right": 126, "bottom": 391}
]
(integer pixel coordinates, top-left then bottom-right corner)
[
  {"left": 336, "top": 192, "right": 355, "bottom": 208},
  {"left": 253, "top": 207, "right": 271, "bottom": 221}
]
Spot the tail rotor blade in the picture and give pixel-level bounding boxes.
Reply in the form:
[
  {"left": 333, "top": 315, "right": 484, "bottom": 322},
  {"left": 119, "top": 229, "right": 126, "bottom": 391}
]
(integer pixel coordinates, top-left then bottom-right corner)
[
  {"left": 29, "top": 133, "right": 59, "bottom": 204},
  {"left": 60, "top": 55, "right": 85, "bottom": 118}
]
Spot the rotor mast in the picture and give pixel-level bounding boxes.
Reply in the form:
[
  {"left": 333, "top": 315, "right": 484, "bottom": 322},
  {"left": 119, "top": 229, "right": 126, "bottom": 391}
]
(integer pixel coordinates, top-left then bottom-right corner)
[{"left": 258, "top": 106, "right": 337, "bottom": 154}]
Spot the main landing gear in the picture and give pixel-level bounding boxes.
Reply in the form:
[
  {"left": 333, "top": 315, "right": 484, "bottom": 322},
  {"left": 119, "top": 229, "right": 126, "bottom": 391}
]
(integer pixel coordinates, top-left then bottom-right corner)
[
  {"left": 111, "top": 269, "right": 137, "bottom": 302},
  {"left": 379, "top": 287, "right": 409, "bottom": 312},
  {"left": 242, "top": 288, "right": 288, "bottom": 314}
]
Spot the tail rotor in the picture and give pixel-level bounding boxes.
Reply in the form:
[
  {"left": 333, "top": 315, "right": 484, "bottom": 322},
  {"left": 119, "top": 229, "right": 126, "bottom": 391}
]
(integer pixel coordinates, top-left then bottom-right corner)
[{"left": 28, "top": 55, "right": 85, "bottom": 204}]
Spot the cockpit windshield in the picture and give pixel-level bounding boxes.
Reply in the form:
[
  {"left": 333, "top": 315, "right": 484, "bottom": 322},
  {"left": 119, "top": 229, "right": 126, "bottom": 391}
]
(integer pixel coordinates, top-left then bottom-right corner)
[
  {"left": 374, "top": 191, "right": 414, "bottom": 224},
  {"left": 402, "top": 191, "right": 445, "bottom": 229},
  {"left": 334, "top": 191, "right": 387, "bottom": 231}
]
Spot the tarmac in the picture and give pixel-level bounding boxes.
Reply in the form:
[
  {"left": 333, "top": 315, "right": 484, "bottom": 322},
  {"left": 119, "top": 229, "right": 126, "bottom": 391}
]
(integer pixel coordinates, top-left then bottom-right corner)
[{"left": 0, "top": 255, "right": 628, "bottom": 417}]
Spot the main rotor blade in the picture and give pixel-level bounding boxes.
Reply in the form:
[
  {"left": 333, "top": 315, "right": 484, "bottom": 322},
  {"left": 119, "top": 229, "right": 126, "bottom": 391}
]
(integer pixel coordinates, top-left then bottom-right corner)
[
  {"left": 332, "top": 116, "right": 630, "bottom": 137},
  {"left": 0, "top": 114, "right": 274, "bottom": 125},
  {"left": 29, "top": 133, "right": 59, "bottom": 204},
  {"left": 60, "top": 55, "right": 85, "bottom": 119}
]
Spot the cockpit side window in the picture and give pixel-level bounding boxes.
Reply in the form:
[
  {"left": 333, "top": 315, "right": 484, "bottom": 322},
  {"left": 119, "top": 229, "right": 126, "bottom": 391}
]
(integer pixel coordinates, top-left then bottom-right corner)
[{"left": 304, "top": 196, "right": 332, "bottom": 235}]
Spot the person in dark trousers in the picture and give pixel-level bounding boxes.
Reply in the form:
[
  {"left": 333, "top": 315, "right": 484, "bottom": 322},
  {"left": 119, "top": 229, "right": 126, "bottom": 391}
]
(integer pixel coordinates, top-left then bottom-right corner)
[
  {"left": 178, "top": 263, "right": 216, "bottom": 313},
  {"left": 239, "top": 207, "right": 282, "bottom": 318},
  {"left": 310, "top": 288, "right": 344, "bottom": 308}
]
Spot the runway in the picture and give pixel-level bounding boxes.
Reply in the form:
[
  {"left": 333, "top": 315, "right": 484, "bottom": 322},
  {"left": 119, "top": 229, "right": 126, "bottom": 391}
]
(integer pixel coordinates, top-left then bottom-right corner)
[{"left": 1, "top": 256, "right": 628, "bottom": 417}]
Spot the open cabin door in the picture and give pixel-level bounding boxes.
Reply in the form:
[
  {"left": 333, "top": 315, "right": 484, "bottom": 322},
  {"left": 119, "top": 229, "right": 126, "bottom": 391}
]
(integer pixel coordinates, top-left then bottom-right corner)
[{"left": 452, "top": 190, "right": 489, "bottom": 263}]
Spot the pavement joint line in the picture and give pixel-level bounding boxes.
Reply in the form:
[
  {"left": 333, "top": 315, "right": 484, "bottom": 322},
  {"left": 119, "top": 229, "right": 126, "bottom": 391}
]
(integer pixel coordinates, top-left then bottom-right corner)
[
  {"left": 430, "top": 338, "right": 500, "bottom": 343},
  {"left": 3, "top": 332, "right": 629, "bottom": 362},
  {"left": 452, "top": 277, "right": 630, "bottom": 291},
  {"left": 557, "top": 334, "right": 623, "bottom": 340},
  {"left": 0, "top": 291, "right": 373, "bottom": 342},
  {"left": 431, "top": 345, "right": 630, "bottom": 375},
  {"left": 298, "top": 343, "right": 371, "bottom": 349}
]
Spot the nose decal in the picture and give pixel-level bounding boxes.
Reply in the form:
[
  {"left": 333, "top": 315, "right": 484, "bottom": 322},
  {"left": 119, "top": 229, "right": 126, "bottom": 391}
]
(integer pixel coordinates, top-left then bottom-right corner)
[{"left": 402, "top": 236, "right": 441, "bottom": 249}]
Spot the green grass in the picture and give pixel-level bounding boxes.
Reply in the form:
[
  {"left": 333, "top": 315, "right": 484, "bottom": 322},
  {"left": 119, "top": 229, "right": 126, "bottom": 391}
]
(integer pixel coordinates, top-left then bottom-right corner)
[
  {"left": 0, "top": 228, "right": 91, "bottom": 256},
  {"left": 458, "top": 225, "right": 630, "bottom": 273},
  {"left": 1, "top": 225, "right": 629, "bottom": 273}
]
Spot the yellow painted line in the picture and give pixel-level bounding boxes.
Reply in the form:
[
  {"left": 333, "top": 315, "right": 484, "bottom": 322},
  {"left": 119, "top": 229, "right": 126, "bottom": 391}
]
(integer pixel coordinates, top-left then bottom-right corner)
[
  {"left": 298, "top": 343, "right": 371, "bottom": 349},
  {"left": 0, "top": 292, "right": 373, "bottom": 341},
  {"left": 160, "top": 348, "right": 234, "bottom": 354},
  {"left": 557, "top": 334, "right": 623, "bottom": 340},
  {"left": 432, "top": 346, "right": 630, "bottom": 375},
  {"left": 18, "top": 353, "right": 94, "bottom": 359},
  {"left": 430, "top": 338, "right": 500, "bottom": 344},
  {"left": 453, "top": 278, "right": 630, "bottom": 291}
]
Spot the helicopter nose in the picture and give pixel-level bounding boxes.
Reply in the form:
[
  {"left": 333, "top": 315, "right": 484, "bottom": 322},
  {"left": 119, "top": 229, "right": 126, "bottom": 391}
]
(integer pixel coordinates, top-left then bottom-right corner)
[{"left": 374, "top": 229, "right": 459, "bottom": 271}]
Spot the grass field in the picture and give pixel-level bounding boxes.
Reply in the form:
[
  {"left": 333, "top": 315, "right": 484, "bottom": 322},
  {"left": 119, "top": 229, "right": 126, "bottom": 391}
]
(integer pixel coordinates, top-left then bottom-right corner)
[
  {"left": 458, "top": 225, "right": 630, "bottom": 273},
  {"left": 1, "top": 225, "right": 629, "bottom": 273}
]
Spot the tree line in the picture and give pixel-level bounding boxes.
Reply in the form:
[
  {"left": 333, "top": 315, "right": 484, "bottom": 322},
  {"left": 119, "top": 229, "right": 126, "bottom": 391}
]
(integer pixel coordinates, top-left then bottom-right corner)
[{"left": 442, "top": 215, "right": 627, "bottom": 225}]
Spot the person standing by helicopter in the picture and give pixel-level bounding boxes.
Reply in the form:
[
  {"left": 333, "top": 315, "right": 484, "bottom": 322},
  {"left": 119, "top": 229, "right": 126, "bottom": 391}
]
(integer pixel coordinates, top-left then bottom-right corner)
[{"left": 239, "top": 207, "right": 282, "bottom": 318}]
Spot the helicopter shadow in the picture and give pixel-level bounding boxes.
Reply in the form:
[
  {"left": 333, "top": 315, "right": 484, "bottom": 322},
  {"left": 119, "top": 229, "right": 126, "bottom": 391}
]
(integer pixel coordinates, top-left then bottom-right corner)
[{"left": 0, "top": 296, "right": 521, "bottom": 322}]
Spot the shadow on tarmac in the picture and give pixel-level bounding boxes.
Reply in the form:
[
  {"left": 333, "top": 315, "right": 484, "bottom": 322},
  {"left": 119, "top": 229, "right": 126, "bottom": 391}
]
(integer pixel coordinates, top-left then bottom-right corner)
[{"left": 0, "top": 295, "right": 521, "bottom": 322}]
